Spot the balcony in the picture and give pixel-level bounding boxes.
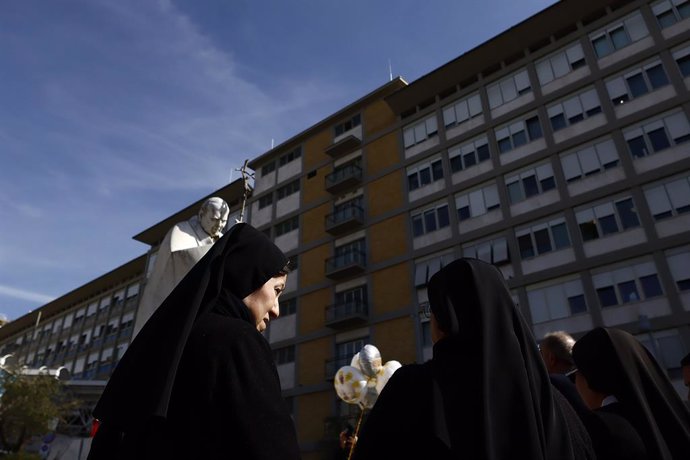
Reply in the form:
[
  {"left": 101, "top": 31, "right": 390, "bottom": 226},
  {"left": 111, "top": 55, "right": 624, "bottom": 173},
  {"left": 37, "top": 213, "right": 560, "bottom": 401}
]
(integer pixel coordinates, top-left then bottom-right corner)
[
  {"left": 325, "top": 299, "right": 368, "bottom": 328},
  {"left": 325, "top": 163, "right": 362, "bottom": 194},
  {"left": 325, "top": 205, "right": 364, "bottom": 235},
  {"left": 325, "top": 250, "right": 366, "bottom": 280},
  {"left": 325, "top": 134, "right": 361, "bottom": 158},
  {"left": 324, "top": 355, "right": 354, "bottom": 380}
]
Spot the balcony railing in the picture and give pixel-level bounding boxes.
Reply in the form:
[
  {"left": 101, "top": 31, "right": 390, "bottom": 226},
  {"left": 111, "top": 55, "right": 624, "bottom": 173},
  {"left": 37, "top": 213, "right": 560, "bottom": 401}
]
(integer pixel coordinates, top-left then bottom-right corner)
[
  {"left": 325, "top": 205, "right": 364, "bottom": 235},
  {"left": 325, "top": 250, "right": 366, "bottom": 279},
  {"left": 325, "top": 299, "right": 368, "bottom": 328},
  {"left": 325, "top": 164, "right": 362, "bottom": 194}
]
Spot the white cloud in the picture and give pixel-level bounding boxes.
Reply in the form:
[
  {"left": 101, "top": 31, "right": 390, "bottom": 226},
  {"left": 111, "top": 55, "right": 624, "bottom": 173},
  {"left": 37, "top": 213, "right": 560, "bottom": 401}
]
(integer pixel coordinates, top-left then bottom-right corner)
[{"left": 0, "top": 285, "right": 55, "bottom": 304}]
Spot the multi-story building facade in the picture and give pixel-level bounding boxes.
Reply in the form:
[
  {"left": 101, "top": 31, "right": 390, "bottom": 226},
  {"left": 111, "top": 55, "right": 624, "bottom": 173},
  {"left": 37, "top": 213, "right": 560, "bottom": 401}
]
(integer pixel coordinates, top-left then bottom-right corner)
[
  {"left": 248, "top": 0, "right": 690, "bottom": 457},
  {"left": 0, "top": 0, "right": 688, "bottom": 458}
]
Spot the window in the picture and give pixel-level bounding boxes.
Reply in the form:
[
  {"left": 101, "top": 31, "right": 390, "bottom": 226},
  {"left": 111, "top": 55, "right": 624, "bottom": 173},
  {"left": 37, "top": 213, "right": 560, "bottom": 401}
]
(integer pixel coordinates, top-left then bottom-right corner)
[
  {"left": 495, "top": 115, "right": 542, "bottom": 153},
  {"left": 462, "top": 236, "right": 510, "bottom": 265},
  {"left": 535, "top": 42, "right": 587, "bottom": 86},
  {"left": 274, "top": 345, "right": 295, "bottom": 365},
  {"left": 644, "top": 174, "right": 690, "bottom": 220},
  {"left": 516, "top": 217, "right": 571, "bottom": 259},
  {"left": 576, "top": 197, "right": 640, "bottom": 241},
  {"left": 280, "top": 298, "right": 297, "bottom": 316},
  {"left": 335, "top": 338, "right": 367, "bottom": 368},
  {"left": 547, "top": 88, "right": 602, "bottom": 132},
  {"left": 403, "top": 115, "right": 438, "bottom": 149},
  {"left": 448, "top": 136, "right": 490, "bottom": 173},
  {"left": 455, "top": 183, "right": 500, "bottom": 221},
  {"left": 667, "top": 248, "right": 690, "bottom": 291},
  {"left": 276, "top": 179, "right": 300, "bottom": 199},
  {"left": 414, "top": 252, "right": 455, "bottom": 287},
  {"left": 560, "top": 138, "right": 619, "bottom": 183},
  {"left": 258, "top": 193, "right": 273, "bottom": 209},
  {"left": 487, "top": 69, "right": 532, "bottom": 109},
  {"left": 652, "top": 0, "right": 690, "bottom": 29},
  {"left": 673, "top": 44, "right": 690, "bottom": 77},
  {"left": 288, "top": 254, "right": 299, "bottom": 271},
  {"left": 335, "top": 114, "right": 361, "bottom": 137},
  {"left": 275, "top": 216, "right": 298, "bottom": 237},
  {"left": 411, "top": 203, "right": 450, "bottom": 237},
  {"left": 334, "top": 239, "right": 366, "bottom": 264},
  {"left": 590, "top": 12, "right": 649, "bottom": 59},
  {"left": 592, "top": 261, "right": 664, "bottom": 307},
  {"left": 606, "top": 60, "right": 669, "bottom": 105},
  {"left": 261, "top": 161, "right": 276, "bottom": 176},
  {"left": 334, "top": 286, "right": 368, "bottom": 315},
  {"left": 279, "top": 147, "right": 301, "bottom": 167},
  {"left": 624, "top": 110, "right": 690, "bottom": 158},
  {"left": 407, "top": 157, "right": 444, "bottom": 191},
  {"left": 505, "top": 162, "right": 556, "bottom": 204},
  {"left": 527, "top": 278, "right": 588, "bottom": 323},
  {"left": 442, "top": 92, "right": 482, "bottom": 128}
]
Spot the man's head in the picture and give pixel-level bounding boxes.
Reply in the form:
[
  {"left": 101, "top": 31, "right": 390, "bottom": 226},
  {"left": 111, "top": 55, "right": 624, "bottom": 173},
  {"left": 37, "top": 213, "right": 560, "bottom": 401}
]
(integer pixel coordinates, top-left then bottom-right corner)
[
  {"left": 681, "top": 352, "right": 690, "bottom": 401},
  {"left": 198, "top": 197, "right": 229, "bottom": 239},
  {"left": 540, "top": 331, "right": 576, "bottom": 375}
]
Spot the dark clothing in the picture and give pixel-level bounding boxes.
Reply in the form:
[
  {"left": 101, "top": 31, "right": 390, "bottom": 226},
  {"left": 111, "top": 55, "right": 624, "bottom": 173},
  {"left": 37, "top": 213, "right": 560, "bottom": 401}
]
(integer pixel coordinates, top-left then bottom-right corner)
[
  {"left": 573, "top": 328, "right": 690, "bottom": 460},
  {"left": 88, "top": 224, "right": 300, "bottom": 459},
  {"left": 355, "top": 259, "right": 594, "bottom": 460},
  {"left": 582, "top": 402, "right": 648, "bottom": 460},
  {"left": 550, "top": 373, "right": 590, "bottom": 418}
]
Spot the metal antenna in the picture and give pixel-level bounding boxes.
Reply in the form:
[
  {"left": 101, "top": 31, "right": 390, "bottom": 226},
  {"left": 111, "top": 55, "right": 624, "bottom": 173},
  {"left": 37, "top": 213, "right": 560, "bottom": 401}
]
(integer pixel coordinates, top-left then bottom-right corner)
[
  {"left": 388, "top": 59, "right": 393, "bottom": 81},
  {"left": 235, "top": 159, "right": 254, "bottom": 223}
]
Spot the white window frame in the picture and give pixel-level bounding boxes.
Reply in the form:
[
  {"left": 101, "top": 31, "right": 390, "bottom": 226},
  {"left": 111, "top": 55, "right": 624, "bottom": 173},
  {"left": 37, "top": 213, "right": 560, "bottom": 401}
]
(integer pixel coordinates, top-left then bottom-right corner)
[
  {"left": 442, "top": 92, "right": 482, "bottom": 128},
  {"left": 560, "top": 137, "right": 619, "bottom": 182},
  {"left": 535, "top": 42, "right": 587, "bottom": 86},
  {"left": 403, "top": 115, "right": 439, "bottom": 149},
  {"left": 487, "top": 69, "right": 532, "bottom": 109},
  {"left": 455, "top": 183, "right": 501, "bottom": 220}
]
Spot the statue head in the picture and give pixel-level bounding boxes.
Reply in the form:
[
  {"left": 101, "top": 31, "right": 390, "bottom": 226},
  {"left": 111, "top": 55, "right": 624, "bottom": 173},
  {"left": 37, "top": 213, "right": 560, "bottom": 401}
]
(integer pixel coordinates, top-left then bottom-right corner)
[{"left": 198, "top": 197, "right": 230, "bottom": 239}]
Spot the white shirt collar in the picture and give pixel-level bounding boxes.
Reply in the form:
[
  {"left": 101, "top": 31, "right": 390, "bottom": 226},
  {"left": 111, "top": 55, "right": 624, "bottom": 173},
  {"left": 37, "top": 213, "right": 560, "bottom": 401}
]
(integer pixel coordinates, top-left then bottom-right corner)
[{"left": 601, "top": 395, "right": 618, "bottom": 407}]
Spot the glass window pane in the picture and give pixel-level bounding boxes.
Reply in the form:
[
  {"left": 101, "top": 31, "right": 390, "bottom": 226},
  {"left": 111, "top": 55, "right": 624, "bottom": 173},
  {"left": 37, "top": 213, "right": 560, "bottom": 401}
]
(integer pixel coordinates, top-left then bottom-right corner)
[
  {"left": 610, "top": 26, "right": 631, "bottom": 50},
  {"left": 618, "top": 280, "right": 640, "bottom": 303},
  {"left": 463, "top": 151, "right": 477, "bottom": 168},
  {"left": 599, "top": 214, "right": 620, "bottom": 235},
  {"left": 526, "top": 117, "right": 542, "bottom": 140},
  {"left": 518, "top": 234, "right": 535, "bottom": 259},
  {"left": 640, "top": 274, "right": 663, "bottom": 298},
  {"left": 648, "top": 128, "right": 671, "bottom": 152},
  {"left": 597, "top": 286, "right": 619, "bottom": 307},
  {"left": 677, "top": 55, "right": 690, "bottom": 77},
  {"left": 424, "top": 210, "right": 437, "bottom": 232},
  {"left": 419, "top": 168, "right": 432, "bottom": 186},
  {"left": 432, "top": 160, "right": 444, "bottom": 181},
  {"left": 616, "top": 198, "right": 640, "bottom": 229},
  {"left": 593, "top": 36, "right": 613, "bottom": 58},
  {"left": 540, "top": 176, "right": 556, "bottom": 192},
  {"left": 523, "top": 175, "right": 540, "bottom": 198},
  {"left": 507, "top": 182, "right": 523, "bottom": 204},
  {"left": 450, "top": 155, "right": 463, "bottom": 173},
  {"left": 626, "top": 73, "right": 649, "bottom": 98},
  {"left": 568, "top": 295, "right": 587, "bottom": 315},
  {"left": 457, "top": 206, "right": 470, "bottom": 221},
  {"left": 412, "top": 215, "right": 424, "bottom": 237},
  {"left": 646, "top": 64, "right": 669, "bottom": 89},
  {"left": 512, "top": 130, "right": 528, "bottom": 148},
  {"left": 498, "top": 137, "right": 513, "bottom": 153},
  {"left": 551, "top": 114, "right": 567, "bottom": 131},
  {"left": 580, "top": 221, "right": 600, "bottom": 241},
  {"left": 408, "top": 173, "right": 419, "bottom": 191},
  {"left": 551, "top": 223, "right": 570, "bottom": 249},
  {"left": 627, "top": 136, "right": 648, "bottom": 158},
  {"left": 437, "top": 206, "right": 450, "bottom": 228},
  {"left": 534, "top": 228, "right": 553, "bottom": 254},
  {"left": 476, "top": 144, "right": 490, "bottom": 162}
]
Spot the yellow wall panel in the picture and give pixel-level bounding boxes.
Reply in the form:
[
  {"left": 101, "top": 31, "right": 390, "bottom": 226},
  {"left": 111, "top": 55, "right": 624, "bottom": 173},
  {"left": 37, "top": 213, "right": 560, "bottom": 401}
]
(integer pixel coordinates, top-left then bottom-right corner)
[
  {"left": 369, "top": 214, "right": 408, "bottom": 264},
  {"left": 365, "top": 134, "right": 400, "bottom": 177},
  {"left": 296, "top": 391, "right": 331, "bottom": 444},
  {"left": 299, "top": 288, "right": 330, "bottom": 335},
  {"left": 301, "top": 166, "right": 330, "bottom": 206},
  {"left": 298, "top": 337, "right": 331, "bottom": 386},
  {"left": 367, "top": 170, "right": 403, "bottom": 218},
  {"left": 374, "top": 316, "right": 417, "bottom": 365},
  {"left": 300, "top": 244, "right": 330, "bottom": 287},
  {"left": 301, "top": 202, "right": 329, "bottom": 244},
  {"left": 363, "top": 99, "right": 396, "bottom": 137},
  {"left": 371, "top": 262, "right": 411, "bottom": 316},
  {"left": 303, "top": 129, "right": 331, "bottom": 170}
]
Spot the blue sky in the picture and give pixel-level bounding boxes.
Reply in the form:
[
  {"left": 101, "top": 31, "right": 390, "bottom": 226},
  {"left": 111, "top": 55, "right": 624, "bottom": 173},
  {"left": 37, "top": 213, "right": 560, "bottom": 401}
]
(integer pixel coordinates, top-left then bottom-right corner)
[{"left": 0, "top": 0, "right": 556, "bottom": 320}]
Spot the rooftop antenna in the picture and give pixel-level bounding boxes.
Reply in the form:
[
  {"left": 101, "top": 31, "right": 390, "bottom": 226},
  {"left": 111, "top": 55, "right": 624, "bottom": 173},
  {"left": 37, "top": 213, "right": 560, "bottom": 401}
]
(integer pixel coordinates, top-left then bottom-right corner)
[
  {"left": 271, "top": 138, "right": 275, "bottom": 149},
  {"left": 234, "top": 159, "right": 254, "bottom": 223},
  {"left": 388, "top": 59, "right": 393, "bottom": 81}
]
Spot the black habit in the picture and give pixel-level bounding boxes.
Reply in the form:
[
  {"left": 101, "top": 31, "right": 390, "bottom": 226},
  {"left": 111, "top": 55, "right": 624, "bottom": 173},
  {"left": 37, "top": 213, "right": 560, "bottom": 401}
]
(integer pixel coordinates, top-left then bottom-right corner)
[
  {"left": 573, "top": 327, "right": 690, "bottom": 460},
  {"left": 353, "top": 258, "right": 594, "bottom": 460},
  {"left": 88, "top": 223, "right": 300, "bottom": 460}
]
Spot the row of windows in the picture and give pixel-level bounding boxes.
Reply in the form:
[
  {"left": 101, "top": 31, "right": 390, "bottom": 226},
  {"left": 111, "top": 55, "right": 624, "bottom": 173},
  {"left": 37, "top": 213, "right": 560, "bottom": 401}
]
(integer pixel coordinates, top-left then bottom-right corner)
[
  {"left": 404, "top": 107, "right": 689, "bottom": 204},
  {"left": 334, "top": 114, "right": 361, "bottom": 137},
  {"left": 403, "top": 5, "right": 689, "bottom": 154},
  {"left": 276, "top": 179, "right": 300, "bottom": 200}
]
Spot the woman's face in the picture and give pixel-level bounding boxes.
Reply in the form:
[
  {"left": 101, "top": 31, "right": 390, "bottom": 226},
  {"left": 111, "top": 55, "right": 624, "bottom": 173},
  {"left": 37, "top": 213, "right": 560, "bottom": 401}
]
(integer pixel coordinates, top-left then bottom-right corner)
[{"left": 242, "top": 274, "right": 287, "bottom": 332}]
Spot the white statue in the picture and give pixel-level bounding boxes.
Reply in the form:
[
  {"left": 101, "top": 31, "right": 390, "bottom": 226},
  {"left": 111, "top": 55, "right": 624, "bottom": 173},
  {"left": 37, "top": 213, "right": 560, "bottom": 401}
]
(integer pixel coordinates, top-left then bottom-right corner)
[{"left": 133, "top": 197, "right": 230, "bottom": 336}]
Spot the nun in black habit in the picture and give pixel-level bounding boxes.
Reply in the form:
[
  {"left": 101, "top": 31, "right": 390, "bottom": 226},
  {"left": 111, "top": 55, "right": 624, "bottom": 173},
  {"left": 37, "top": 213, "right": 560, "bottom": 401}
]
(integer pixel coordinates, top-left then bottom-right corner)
[
  {"left": 353, "top": 258, "right": 594, "bottom": 460},
  {"left": 572, "top": 327, "right": 690, "bottom": 460},
  {"left": 88, "top": 223, "right": 301, "bottom": 460}
]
